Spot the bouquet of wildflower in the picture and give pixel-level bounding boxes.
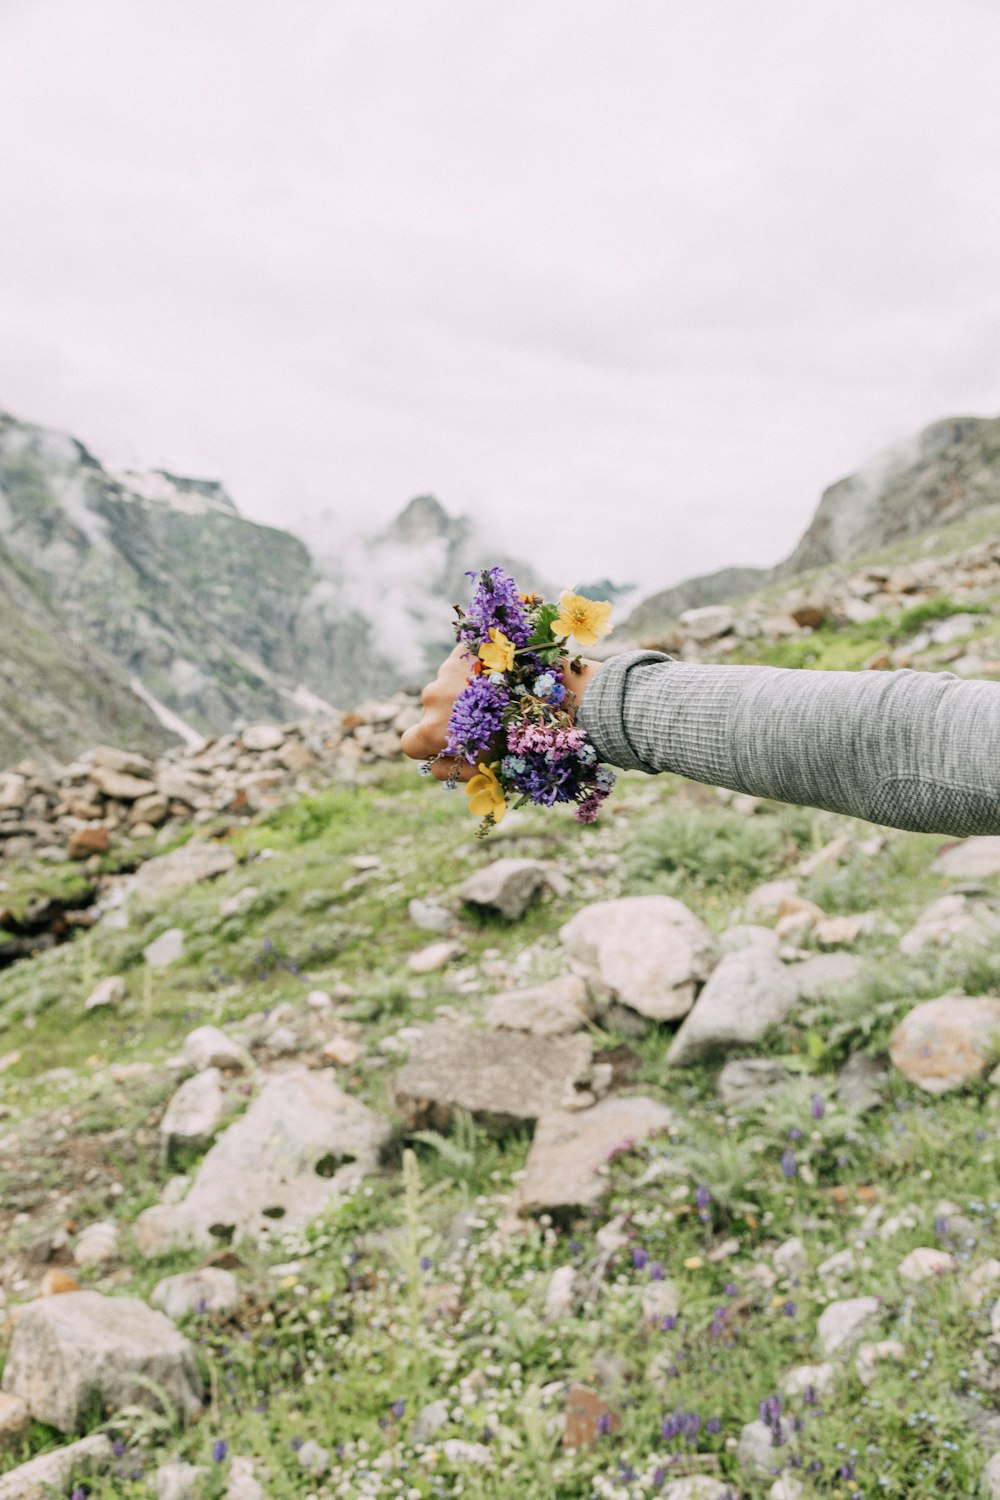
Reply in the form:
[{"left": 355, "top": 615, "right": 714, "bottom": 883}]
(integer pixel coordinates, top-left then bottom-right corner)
[{"left": 421, "top": 566, "right": 618, "bottom": 837}]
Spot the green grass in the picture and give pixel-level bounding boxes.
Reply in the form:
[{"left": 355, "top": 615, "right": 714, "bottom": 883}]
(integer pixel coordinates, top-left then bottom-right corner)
[{"left": 3, "top": 754, "right": 1000, "bottom": 1497}]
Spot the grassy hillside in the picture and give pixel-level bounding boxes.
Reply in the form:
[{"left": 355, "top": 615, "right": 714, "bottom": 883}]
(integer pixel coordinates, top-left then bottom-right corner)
[{"left": 2, "top": 746, "right": 1000, "bottom": 1497}]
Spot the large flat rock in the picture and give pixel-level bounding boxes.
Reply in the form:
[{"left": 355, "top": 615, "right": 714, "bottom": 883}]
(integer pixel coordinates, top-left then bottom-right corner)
[
  {"left": 1, "top": 1292, "right": 202, "bottom": 1432},
  {"left": 932, "top": 837, "right": 1000, "bottom": 879},
  {"left": 135, "top": 1068, "right": 390, "bottom": 1255},
  {"left": 458, "top": 859, "right": 552, "bottom": 920},
  {"left": 395, "top": 1024, "right": 592, "bottom": 1132},
  {"left": 560, "top": 895, "right": 719, "bottom": 1021},
  {"left": 667, "top": 947, "right": 799, "bottom": 1065},
  {"left": 890, "top": 995, "right": 1000, "bottom": 1094},
  {"left": 483, "top": 975, "right": 595, "bottom": 1035},
  {"left": 520, "top": 1095, "right": 674, "bottom": 1211},
  {"left": 132, "top": 840, "right": 237, "bottom": 902},
  {"left": 0, "top": 1434, "right": 113, "bottom": 1500}
]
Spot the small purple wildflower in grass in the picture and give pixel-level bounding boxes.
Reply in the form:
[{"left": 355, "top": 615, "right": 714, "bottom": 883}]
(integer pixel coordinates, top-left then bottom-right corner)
[
  {"left": 803, "top": 1384, "right": 818, "bottom": 1405},
  {"left": 780, "top": 1147, "right": 798, "bottom": 1179},
  {"left": 788, "top": 1126, "right": 802, "bottom": 1142},
  {"left": 196, "top": 1297, "right": 209, "bottom": 1314},
  {"left": 724, "top": 1281, "right": 739, "bottom": 1296},
  {"left": 112, "top": 1440, "right": 126, "bottom": 1458},
  {"left": 212, "top": 1439, "right": 228, "bottom": 1463},
  {"left": 649, "top": 1261, "right": 665, "bottom": 1280},
  {"left": 977, "top": 1128, "right": 988, "bottom": 1141},
  {"left": 706, "top": 1416, "right": 722, "bottom": 1434},
  {"left": 569, "top": 1239, "right": 582, "bottom": 1254},
  {"left": 290, "top": 1435, "right": 304, "bottom": 1451},
  {"left": 651, "top": 1468, "right": 666, "bottom": 1488},
  {"left": 419, "top": 1255, "right": 433, "bottom": 1272},
  {"left": 811, "top": 1094, "right": 826, "bottom": 1119},
  {"left": 390, "top": 1399, "right": 406, "bottom": 1420},
  {"left": 596, "top": 1412, "right": 613, "bottom": 1436},
  {"left": 632, "top": 1247, "right": 649, "bottom": 1269},
  {"left": 935, "top": 1216, "right": 951, "bottom": 1237},
  {"left": 617, "top": 1460, "right": 637, "bottom": 1480},
  {"left": 695, "top": 1184, "right": 712, "bottom": 1215},
  {"left": 782, "top": 1299, "right": 797, "bottom": 1317},
  {"left": 70, "top": 1489, "right": 87, "bottom": 1500},
  {"left": 660, "top": 1314, "right": 677, "bottom": 1331}
]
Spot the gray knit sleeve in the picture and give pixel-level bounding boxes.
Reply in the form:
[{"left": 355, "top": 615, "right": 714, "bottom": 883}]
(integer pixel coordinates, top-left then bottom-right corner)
[{"left": 577, "top": 649, "right": 1000, "bottom": 836}]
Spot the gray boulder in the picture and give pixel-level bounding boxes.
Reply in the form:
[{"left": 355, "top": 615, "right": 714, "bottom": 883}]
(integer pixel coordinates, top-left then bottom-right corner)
[
  {"left": 932, "top": 837, "right": 1000, "bottom": 879},
  {"left": 135, "top": 1068, "right": 389, "bottom": 1255},
  {"left": 458, "top": 858, "right": 551, "bottom": 920},
  {"left": 182, "top": 1025, "right": 248, "bottom": 1072},
  {"left": 484, "top": 975, "right": 595, "bottom": 1035},
  {"left": 395, "top": 1024, "right": 592, "bottom": 1132},
  {"left": 890, "top": 996, "right": 1000, "bottom": 1094},
  {"left": 132, "top": 841, "right": 236, "bottom": 902},
  {"left": 560, "top": 895, "right": 718, "bottom": 1021},
  {"left": 817, "top": 1295, "right": 881, "bottom": 1356},
  {"left": 785, "top": 951, "right": 860, "bottom": 1001},
  {"left": 0, "top": 1433, "right": 113, "bottom": 1500},
  {"left": 155, "top": 1462, "right": 211, "bottom": 1500},
  {"left": 151, "top": 1267, "right": 240, "bottom": 1320},
  {"left": 667, "top": 947, "right": 799, "bottom": 1065},
  {"left": 519, "top": 1095, "right": 674, "bottom": 1211},
  {"left": 1, "top": 1291, "right": 202, "bottom": 1432},
  {"left": 160, "top": 1069, "right": 224, "bottom": 1148}
]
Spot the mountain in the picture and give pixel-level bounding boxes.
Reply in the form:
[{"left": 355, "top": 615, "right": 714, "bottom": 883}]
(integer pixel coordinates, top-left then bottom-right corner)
[
  {"left": 627, "top": 414, "right": 1000, "bottom": 636},
  {"left": 0, "top": 410, "right": 543, "bottom": 765},
  {"left": 319, "top": 493, "right": 550, "bottom": 678}
]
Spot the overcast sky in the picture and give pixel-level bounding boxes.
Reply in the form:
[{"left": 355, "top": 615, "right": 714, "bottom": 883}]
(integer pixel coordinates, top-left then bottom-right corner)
[{"left": 1, "top": 1, "right": 999, "bottom": 595}]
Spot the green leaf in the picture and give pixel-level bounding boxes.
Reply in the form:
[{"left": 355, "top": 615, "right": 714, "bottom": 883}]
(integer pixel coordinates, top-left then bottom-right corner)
[{"left": 527, "top": 602, "right": 560, "bottom": 648}]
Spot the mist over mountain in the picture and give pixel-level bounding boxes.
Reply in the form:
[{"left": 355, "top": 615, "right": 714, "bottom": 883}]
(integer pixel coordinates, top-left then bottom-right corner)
[
  {"left": 627, "top": 415, "right": 1000, "bottom": 636},
  {"left": 0, "top": 410, "right": 544, "bottom": 765}
]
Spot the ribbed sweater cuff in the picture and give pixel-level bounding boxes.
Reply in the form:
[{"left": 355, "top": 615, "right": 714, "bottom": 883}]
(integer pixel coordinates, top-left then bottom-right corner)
[{"left": 576, "top": 649, "right": 674, "bottom": 773}]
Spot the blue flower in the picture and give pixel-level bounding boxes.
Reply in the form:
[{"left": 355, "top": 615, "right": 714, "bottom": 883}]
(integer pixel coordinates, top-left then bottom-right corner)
[{"left": 212, "top": 1439, "right": 228, "bottom": 1463}]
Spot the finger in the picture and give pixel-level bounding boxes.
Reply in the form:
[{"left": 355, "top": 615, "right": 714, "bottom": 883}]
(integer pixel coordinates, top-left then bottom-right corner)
[{"left": 400, "top": 721, "right": 440, "bottom": 760}]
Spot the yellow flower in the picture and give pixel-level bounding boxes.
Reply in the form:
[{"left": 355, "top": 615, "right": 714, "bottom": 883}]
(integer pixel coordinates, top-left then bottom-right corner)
[
  {"left": 467, "top": 762, "right": 507, "bottom": 825},
  {"left": 477, "top": 627, "right": 516, "bottom": 673},
  {"left": 683, "top": 1255, "right": 703, "bottom": 1270},
  {"left": 551, "top": 590, "right": 613, "bottom": 648}
]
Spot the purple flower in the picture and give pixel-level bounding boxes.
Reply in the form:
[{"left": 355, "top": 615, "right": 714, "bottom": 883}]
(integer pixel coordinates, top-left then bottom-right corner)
[
  {"left": 419, "top": 1255, "right": 433, "bottom": 1271},
  {"left": 632, "top": 1247, "right": 649, "bottom": 1269},
  {"left": 458, "top": 567, "right": 532, "bottom": 649},
  {"left": 391, "top": 1399, "right": 406, "bottom": 1419},
  {"left": 596, "top": 1411, "right": 613, "bottom": 1435},
  {"left": 695, "top": 1184, "right": 712, "bottom": 1213},
  {"left": 706, "top": 1416, "right": 722, "bottom": 1434},
  {"left": 649, "top": 1261, "right": 665, "bottom": 1280},
  {"left": 445, "top": 675, "right": 509, "bottom": 763},
  {"left": 212, "top": 1439, "right": 228, "bottom": 1463},
  {"left": 70, "top": 1490, "right": 87, "bottom": 1500},
  {"left": 112, "top": 1440, "right": 126, "bottom": 1458},
  {"left": 811, "top": 1094, "right": 826, "bottom": 1120},
  {"left": 782, "top": 1299, "right": 797, "bottom": 1317},
  {"left": 724, "top": 1282, "right": 739, "bottom": 1296},
  {"left": 780, "top": 1148, "right": 798, "bottom": 1179},
  {"left": 660, "top": 1313, "right": 677, "bottom": 1331},
  {"left": 788, "top": 1126, "right": 802, "bottom": 1142}
]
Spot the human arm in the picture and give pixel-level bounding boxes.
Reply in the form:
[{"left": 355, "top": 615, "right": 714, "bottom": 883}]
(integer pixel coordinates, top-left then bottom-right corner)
[{"left": 575, "top": 649, "right": 1000, "bottom": 837}]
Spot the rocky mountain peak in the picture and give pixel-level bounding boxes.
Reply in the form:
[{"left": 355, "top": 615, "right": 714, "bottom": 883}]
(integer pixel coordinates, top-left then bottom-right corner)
[{"left": 382, "top": 493, "right": 458, "bottom": 546}]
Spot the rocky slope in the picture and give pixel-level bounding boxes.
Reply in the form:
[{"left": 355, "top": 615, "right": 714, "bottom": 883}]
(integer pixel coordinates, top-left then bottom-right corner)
[
  {"left": 628, "top": 413, "right": 1000, "bottom": 637},
  {"left": 3, "top": 519, "right": 1000, "bottom": 1495},
  {"left": 0, "top": 411, "right": 543, "bottom": 765}
]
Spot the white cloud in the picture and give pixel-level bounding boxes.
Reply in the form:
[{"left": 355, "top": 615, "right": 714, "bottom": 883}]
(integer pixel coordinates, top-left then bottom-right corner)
[{"left": 0, "top": 0, "right": 999, "bottom": 594}]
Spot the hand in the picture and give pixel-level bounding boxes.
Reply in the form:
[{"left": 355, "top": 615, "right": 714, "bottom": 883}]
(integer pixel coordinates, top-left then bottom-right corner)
[{"left": 400, "top": 645, "right": 602, "bottom": 783}]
